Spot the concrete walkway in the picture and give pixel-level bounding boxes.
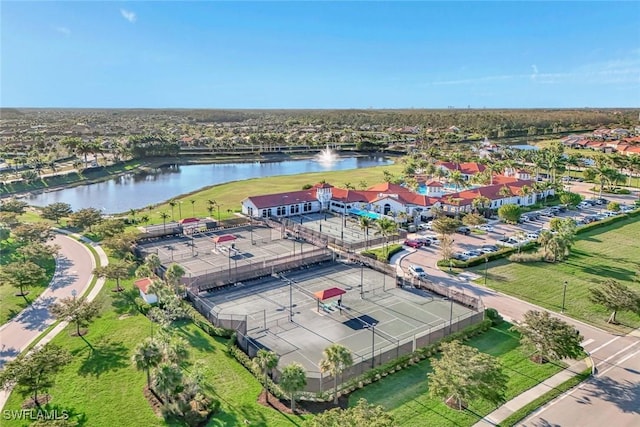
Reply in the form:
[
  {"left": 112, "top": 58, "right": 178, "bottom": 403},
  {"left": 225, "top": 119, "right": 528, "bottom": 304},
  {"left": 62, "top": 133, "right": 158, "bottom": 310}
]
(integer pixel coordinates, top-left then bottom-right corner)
[
  {"left": 0, "top": 231, "right": 108, "bottom": 410},
  {"left": 473, "top": 358, "right": 590, "bottom": 426}
]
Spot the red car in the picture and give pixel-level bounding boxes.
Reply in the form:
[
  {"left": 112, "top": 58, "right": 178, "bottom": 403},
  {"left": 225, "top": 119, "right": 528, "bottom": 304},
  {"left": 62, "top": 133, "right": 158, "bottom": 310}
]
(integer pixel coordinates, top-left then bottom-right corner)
[{"left": 404, "top": 239, "right": 424, "bottom": 248}]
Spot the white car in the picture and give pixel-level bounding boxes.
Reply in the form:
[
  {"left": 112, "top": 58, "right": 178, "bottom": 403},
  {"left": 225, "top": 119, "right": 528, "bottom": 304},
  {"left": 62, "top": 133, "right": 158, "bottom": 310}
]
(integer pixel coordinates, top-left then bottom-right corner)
[
  {"left": 409, "top": 264, "right": 427, "bottom": 278},
  {"left": 477, "top": 224, "right": 494, "bottom": 232},
  {"left": 418, "top": 221, "right": 433, "bottom": 230},
  {"left": 420, "top": 234, "right": 440, "bottom": 245}
]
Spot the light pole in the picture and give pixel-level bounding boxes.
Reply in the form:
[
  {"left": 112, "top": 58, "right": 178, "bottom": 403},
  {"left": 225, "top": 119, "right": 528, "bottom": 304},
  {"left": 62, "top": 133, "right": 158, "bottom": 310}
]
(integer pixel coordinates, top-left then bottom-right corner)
[
  {"left": 561, "top": 280, "right": 568, "bottom": 313},
  {"left": 71, "top": 289, "right": 77, "bottom": 300},
  {"left": 360, "top": 263, "right": 364, "bottom": 299},
  {"left": 370, "top": 322, "right": 377, "bottom": 369},
  {"left": 484, "top": 255, "right": 489, "bottom": 286},
  {"left": 178, "top": 201, "right": 183, "bottom": 220}
]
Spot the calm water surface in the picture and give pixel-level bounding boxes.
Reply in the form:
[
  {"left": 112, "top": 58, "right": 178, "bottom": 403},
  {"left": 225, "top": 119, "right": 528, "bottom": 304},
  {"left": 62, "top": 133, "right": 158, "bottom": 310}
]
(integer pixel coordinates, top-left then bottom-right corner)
[{"left": 26, "top": 156, "right": 391, "bottom": 213}]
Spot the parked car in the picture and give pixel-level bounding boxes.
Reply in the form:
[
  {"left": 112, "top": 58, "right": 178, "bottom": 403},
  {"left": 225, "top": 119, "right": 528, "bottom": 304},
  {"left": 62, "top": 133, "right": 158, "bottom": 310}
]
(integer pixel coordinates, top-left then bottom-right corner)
[
  {"left": 409, "top": 264, "right": 427, "bottom": 278},
  {"left": 415, "top": 237, "right": 432, "bottom": 246},
  {"left": 526, "top": 232, "right": 539, "bottom": 240},
  {"left": 480, "top": 245, "right": 499, "bottom": 253},
  {"left": 418, "top": 222, "right": 433, "bottom": 231},
  {"left": 456, "top": 226, "right": 471, "bottom": 235},
  {"left": 476, "top": 224, "right": 494, "bottom": 232},
  {"left": 453, "top": 253, "right": 470, "bottom": 261},
  {"left": 421, "top": 235, "right": 440, "bottom": 245},
  {"left": 578, "top": 201, "right": 591, "bottom": 209},
  {"left": 404, "top": 239, "right": 424, "bottom": 248}
]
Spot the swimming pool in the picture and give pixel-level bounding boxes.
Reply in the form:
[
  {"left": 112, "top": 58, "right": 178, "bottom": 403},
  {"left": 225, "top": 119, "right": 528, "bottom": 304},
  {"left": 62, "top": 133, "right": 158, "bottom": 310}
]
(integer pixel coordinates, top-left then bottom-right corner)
[{"left": 348, "top": 208, "right": 380, "bottom": 220}]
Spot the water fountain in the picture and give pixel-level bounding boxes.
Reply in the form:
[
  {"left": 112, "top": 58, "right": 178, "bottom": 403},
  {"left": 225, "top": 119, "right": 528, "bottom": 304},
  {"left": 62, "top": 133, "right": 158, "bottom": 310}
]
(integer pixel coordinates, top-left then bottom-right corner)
[{"left": 316, "top": 145, "right": 339, "bottom": 163}]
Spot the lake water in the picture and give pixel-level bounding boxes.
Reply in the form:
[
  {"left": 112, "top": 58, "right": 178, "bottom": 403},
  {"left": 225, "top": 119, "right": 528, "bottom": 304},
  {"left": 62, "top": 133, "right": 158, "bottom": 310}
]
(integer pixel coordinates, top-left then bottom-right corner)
[{"left": 26, "top": 156, "right": 391, "bottom": 214}]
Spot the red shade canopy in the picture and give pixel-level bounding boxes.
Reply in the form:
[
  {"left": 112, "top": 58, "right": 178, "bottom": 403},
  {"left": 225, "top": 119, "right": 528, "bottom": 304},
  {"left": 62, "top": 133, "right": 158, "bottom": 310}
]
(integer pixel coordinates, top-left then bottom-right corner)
[
  {"left": 314, "top": 287, "right": 346, "bottom": 301},
  {"left": 180, "top": 217, "right": 199, "bottom": 224},
  {"left": 212, "top": 234, "right": 237, "bottom": 243}
]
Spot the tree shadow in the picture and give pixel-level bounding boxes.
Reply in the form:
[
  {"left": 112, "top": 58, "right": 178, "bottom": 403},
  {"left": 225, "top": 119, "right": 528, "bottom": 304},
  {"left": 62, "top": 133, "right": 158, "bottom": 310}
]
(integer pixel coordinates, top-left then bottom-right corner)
[
  {"left": 177, "top": 325, "right": 215, "bottom": 352},
  {"left": 15, "top": 295, "right": 56, "bottom": 331},
  {"left": 49, "top": 256, "right": 78, "bottom": 291},
  {"left": 77, "top": 338, "right": 128, "bottom": 378},
  {"left": 0, "top": 345, "right": 20, "bottom": 369},
  {"left": 42, "top": 403, "right": 89, "bottom": 426},
  {"left": 524, "top": 418, "right": 562, "bottom": 427},
  {"left": 584, "top": 375, "right": 640, "bottom": 415},
  {"left": 110, "top": 287, "right": 142, "bottom": 316}
]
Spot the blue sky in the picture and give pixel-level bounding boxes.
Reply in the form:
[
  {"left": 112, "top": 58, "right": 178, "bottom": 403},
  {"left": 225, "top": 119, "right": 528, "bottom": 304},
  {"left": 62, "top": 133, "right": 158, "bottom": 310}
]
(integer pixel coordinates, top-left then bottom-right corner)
[{"left": 2, "top": 1, "right": 639, "bottom": 108}]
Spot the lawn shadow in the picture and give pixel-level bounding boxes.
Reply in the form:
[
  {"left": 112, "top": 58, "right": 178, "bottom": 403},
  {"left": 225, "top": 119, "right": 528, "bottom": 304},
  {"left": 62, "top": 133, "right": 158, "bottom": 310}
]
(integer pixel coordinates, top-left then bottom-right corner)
[
  {"left": 237, "top": 403, "right": 269, "bottom": 426},
  {"left": 42, "top": 403, "right": 89, "bottom": 427},
  {"left": 111, "top": 287, "right": 142, "bottom": 316},
  {"left": 77, "top": 339, "right": 128, "bottom": 378},
  {"left": 177, "top": 325, "right": 215, "bottom": 352},
  {"left": 524, "top": 418, "right": 562, "bottom": 427},
  {"left": 585, "top": 375, "right": 640, "bottom": 414}
]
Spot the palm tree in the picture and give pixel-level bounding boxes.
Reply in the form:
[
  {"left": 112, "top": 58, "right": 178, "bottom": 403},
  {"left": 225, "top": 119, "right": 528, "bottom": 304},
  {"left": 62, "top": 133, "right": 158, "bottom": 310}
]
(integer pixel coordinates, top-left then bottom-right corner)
[
  {"left": 165, "top": 263, "right": 186, "bottom": 294},
  {"left": 359, "top": 216, "right": 373, "bottom": 248},
  {"left": 319, "top": 343, "right": 353, "bottom": 404},
  {"left": 190, "top": 199, "right": 196, "bottom": 217},
  {"left": 498, "top": 185, "right": 512, "bottom": 198},
  {"left": 472, "top": 196, "right": 491, "bottom": 216},
  {"left": 280, "top": 362, "right": 307, "bottom": 412},
  {"left": 447, "top": 170, "right": 466, "bottom": 191},
  {"left": 132, "top": 338, "right": 163, "bottom": 389},
  {"left": 450, "top": 151, "right": 464, "bottom": 168},
  {"left": 255, "top": 349, "right": 279, "bottom": 399},
  {"left": 169, "top": 200, "right": 177, "bottom": 221},
  {"left": 153, "top": 363, "right": 183, "bottom": 401},
  {"left": 374, "top": 217, "right": 397, "bottom": 256},
  {"left": 159, "top": 212, "right": 169, "bottom": 233}
]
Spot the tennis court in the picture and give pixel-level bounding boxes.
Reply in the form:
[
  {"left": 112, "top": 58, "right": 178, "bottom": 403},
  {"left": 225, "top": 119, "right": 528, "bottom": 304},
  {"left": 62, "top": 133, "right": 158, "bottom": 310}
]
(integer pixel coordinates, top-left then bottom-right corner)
[
  {"left": 287, "top": 212, "right": 378, "bottom": 244},
  {"left": 199, "top": 261, "right": 482, "bottom": 391},
  {"left": 136, "top": 224, "right": 321, "bottom": 284}
]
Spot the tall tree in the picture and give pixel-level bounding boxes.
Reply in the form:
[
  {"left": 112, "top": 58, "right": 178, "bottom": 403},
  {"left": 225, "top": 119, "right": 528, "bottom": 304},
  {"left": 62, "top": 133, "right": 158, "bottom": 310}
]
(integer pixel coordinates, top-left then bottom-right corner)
[
  {"left": 69, "top": 208, "right": 103, "bottom": 231},
  {"left": 93, "top": 260, "right": 132, "bottom": 292},
  {"left": 0, "top": 344, "right": 72, "bottom": 407},
  {"left": 12, "top": 223, "right": 54, "bottom": 244},
  {"left": 280, "top": 362, "right": 307, "bottom": 412},
  {"left": 319, "top": 343, "right": 353, "bottom": 404},
  {"left": 359, "top": 216, "right": 373, "bottom": 249},
  {"left": 373, "top": 218, "right": 397, "bottom": 255},
  {"left": 50, "top": 296, "right": 101, "bottom": 337},
  {"left": 428, "top": 340, "right": 508, "bottom": 410},
  {"left": 0, "top": 261, "right": 46, "bottom": 300},
  {"left": 255, "top": 349, "right": 279, "bottom": 399},
  {"left": 153, "top": 363, "right": 183, "bottom": 402},
  {"left": 40, "top": 202, "right": 73, "bottom": 224},
  {"left": 164, "top": 263, "right": 186, "bottom": 294},
  {"left": 497, "top": 204, "right": 522, "bottom": 224},
  {"left": 589, "top": 279, "right": 640, "bottom": 324},
  {"left": 511, "top": 311, "right": 584, "bottom": 363},
  {"left": 132, "top": 337, "right": 163, "bottom": 389}
]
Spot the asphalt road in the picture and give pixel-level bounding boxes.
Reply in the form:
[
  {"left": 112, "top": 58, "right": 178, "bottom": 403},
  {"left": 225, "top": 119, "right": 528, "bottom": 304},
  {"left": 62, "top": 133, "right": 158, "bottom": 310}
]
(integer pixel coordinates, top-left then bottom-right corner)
[{"left": 0, "top": 234, "right": 94, "bottom": 367}]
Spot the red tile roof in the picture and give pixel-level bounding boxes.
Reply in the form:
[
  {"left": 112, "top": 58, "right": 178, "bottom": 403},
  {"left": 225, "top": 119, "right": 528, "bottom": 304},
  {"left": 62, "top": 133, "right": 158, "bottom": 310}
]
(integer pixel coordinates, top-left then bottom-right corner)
[
  {"left": 314, "top": 287, "right": 346, "bottom": 301},
  {"left": 245, "top": 189, "right": 319, "bottom": 209},
  {"left": 134, "top": 277, "right": 154, "bottom": 294},
  {"left": 436, "top": 161, "right": 487, "bottom": 175},
  {"left": 366, "top": 182, "right": 412, "bottom": 193}
]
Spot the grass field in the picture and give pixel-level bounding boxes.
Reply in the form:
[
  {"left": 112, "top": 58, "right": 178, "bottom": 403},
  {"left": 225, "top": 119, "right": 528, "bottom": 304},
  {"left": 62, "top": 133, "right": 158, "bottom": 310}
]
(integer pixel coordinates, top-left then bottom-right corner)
[
  {"left": 472, "top": 216, "right": 640, "bottom": 332},
  {"left": 124, "top": 162, "right": 403, "bottom": 222},
  {"left": 348, "top": 322, "right": 564, "bottom": 427},
  {"left": 2, "top": 278, "right": 304, "bottom": 427}
]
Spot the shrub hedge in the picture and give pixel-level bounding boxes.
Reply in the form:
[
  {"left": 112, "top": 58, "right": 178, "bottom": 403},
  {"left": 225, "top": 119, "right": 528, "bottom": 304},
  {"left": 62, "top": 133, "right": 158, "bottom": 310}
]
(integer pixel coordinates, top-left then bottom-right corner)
[
  {"left": 576, "top": 209, "right": 640, "bottom": 235},
  {"left": 437, "top": 243, "right": 538, "bottom": 269}
]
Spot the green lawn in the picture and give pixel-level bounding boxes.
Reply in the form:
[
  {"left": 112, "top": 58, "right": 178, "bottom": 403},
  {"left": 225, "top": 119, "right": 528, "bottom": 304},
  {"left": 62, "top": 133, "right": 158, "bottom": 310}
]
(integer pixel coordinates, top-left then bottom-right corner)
[
  {"left": 348, "top": 323, "right": 564, "bottom": 427},
  {"left": 124, "top": 162, "right": 403, "bottom": 222},
  {"left": 2, "top": 279, "right": 304, "bottom": 427},
  {"left": 472, "top": 216, "right": 640, "bottom": 333},
  {"left": 0, "top": 238, "right": 56, "bottom": 325}
]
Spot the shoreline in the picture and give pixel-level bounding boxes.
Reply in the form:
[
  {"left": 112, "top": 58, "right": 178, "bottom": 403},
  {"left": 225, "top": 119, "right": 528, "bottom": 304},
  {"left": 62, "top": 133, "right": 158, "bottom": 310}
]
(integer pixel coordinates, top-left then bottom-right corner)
[{"left": 3, "top": 151, "right": 384, "bottom": 199}]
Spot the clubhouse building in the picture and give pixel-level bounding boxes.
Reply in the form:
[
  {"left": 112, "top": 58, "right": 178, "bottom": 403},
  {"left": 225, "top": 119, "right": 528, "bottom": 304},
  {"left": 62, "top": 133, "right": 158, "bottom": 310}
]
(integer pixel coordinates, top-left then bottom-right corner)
[{"left": 241, "top": 163, "right": 554, "bottom": 222}]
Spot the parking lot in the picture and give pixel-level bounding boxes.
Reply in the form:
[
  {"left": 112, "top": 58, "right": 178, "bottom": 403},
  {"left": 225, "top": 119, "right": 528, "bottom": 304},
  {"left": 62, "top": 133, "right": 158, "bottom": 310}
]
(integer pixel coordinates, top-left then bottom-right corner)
[{"left": 402, "top": 195, "right": 638, "bottom": 269}]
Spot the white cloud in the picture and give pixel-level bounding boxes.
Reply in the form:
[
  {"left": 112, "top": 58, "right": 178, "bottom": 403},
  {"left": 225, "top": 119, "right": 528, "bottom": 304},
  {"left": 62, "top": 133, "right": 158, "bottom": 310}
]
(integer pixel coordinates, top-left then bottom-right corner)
[
  {"left": 531, "top": 64, "right": 539, "bottom": 80},
  {"left": 54, "top": 26, "right": 71, "bottom": 36},
  {"left": 120, "top": 8, "right": 137, "bottom": 23}
]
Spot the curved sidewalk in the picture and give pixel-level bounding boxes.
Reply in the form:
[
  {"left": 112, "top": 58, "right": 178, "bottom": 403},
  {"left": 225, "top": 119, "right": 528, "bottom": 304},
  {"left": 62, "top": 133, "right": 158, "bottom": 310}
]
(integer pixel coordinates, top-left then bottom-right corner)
[{"left": 0, "top": 231, "right": 108, "bottom": 409}]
